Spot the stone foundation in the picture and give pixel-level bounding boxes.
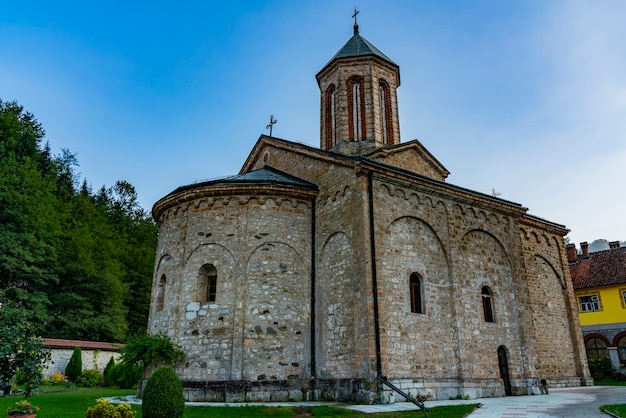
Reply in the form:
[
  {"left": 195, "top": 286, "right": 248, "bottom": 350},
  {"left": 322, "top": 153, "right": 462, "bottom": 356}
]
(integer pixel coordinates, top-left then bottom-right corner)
[
  {"left": 180, "top": 378, "right": 376, "bottom": 403},
  {"left": 171, "top": 375, "right": 592, "bottom": 403}
]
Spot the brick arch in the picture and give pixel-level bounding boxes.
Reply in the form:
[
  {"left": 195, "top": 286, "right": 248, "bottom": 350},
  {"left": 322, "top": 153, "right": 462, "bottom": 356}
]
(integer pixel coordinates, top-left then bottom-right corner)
[
  {"left": 379, "top": 78, "right": 394, "bottom": 144},
  {"left": 324, "top": 83, "right": 336, "bottom": 149},
  {"left": 460, "top": 229, "right": 513, "bottom": 281},
  {"left": 534, "top": 254, "right": 564, "bottom": 289},
  {"left": 318, "top": 232, "right": 356, "bottom": 378},
  {"left": 584, "top": 333, "right": 611, "bottom": 346},
  {"left": 612, "top": 331, "right": 626, "bottom": 347},
  {"left": 530, "top": 254, "right": 578, "bottom": 376},
  {"left": 347, "top": 75, "right": 366, "bottom": 141},
  {"left": 380, "top": 216, "right": 456, "bottom": 379},
  {"left": 457, "top": 229, "right": 520, "bottom": 380},
  {"left": 244, "top": 241, "right": 309, "bottom": 381}
]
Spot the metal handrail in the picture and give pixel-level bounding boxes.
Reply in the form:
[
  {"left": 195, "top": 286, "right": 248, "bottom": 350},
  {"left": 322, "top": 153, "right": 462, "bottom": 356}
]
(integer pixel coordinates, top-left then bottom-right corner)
[{"left": 377, "top": 375, "right": 428, "bottom": 417}]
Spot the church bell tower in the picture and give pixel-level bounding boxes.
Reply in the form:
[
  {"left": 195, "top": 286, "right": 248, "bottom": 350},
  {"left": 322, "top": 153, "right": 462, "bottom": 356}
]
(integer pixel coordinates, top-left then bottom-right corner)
[{"left": 316, "top": 16, "right": 401, "bottom": 155}]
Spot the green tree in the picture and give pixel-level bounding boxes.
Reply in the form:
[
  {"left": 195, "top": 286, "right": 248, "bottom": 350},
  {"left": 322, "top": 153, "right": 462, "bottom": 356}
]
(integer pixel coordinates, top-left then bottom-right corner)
[
  {"left": 103, "top": 356, "right": 116, "bottom": 387},
  {"left": 1, "top": 99, "right": 156, "bottom": 342},
  {"left": 0, "top": 101, "right": 60, "bottom": 325},
  {"left": 96, "top": 181, "right": 157, "bottom": 336},
  {"left": 65, "top": 346, "right": 82, "bottom": 382},
  {"left": 117, "top": 333, "right": 185, "bottom": 388},
  {"left": 0, "top": 291, "right": 51, "bottom": 396}
]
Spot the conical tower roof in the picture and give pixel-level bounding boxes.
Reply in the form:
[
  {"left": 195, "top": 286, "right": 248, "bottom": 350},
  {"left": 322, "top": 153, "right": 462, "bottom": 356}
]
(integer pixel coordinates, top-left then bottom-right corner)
[{"left": 320, "top": 23, "right": 397, "bottom": 72}]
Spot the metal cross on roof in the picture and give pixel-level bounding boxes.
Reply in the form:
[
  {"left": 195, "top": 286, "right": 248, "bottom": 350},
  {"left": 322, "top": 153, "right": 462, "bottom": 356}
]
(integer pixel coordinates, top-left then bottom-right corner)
[
  {"left": 266, "top": 114, "right": 277, "bottom": 136},
  {"left": 352, "top": 7, "right": 359, "bottom": 25}
]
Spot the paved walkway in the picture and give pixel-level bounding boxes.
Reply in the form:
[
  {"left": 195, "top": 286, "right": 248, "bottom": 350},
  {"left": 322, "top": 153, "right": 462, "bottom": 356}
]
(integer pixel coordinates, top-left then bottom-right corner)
[
  {"left": 346, "top": 386, "right": 626, "bottom": 417},
  {"left": 108, "top": 386, "right": 626, "bottom": 416}
]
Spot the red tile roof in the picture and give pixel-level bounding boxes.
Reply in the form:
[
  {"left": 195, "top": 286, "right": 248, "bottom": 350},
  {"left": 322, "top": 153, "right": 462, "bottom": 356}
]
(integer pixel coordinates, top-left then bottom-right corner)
[
  {"left": 570, "top": 246, "right": 626, "bottom": 289},
  {"left": 43, "top": 338, "right": 123, "bottom": 351}
]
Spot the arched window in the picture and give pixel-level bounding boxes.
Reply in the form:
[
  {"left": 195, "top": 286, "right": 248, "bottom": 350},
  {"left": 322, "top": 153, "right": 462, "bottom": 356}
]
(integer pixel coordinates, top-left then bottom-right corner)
[
  {"left": 347, "top": 75, "right": 365, "bottom": 142},
  {"left": 410, "top": 272, "right": 423, "bottom": 314},
  {"left": 198, "top": 264, "right": 217, "bottom": 303},
  {"left": 379, "top": 79, "right": 394, "bottom": 145},
  {"left": 156, "top": 274, "right": 166, "bottom": 312},
  {"left": 585, "top": 337, "right": 609, "bottom": 360},
  {"left": 481, "top": 286, "right": 495, "bottom": 323},
  {"left": 324, "top": 84, "right": 336, "bottom": 149}
]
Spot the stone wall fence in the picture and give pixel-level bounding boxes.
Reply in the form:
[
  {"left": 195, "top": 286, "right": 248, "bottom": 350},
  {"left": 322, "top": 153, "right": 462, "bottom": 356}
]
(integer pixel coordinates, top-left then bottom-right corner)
[{"left": 42, "top": 338, "right": 123, "bottom": 377}]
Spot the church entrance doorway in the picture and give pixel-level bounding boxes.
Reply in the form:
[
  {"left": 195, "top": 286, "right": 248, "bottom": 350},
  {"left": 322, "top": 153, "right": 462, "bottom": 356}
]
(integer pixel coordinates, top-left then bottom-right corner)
[{"left": 498, "top": 345, "right": 512, "bottom": 396}]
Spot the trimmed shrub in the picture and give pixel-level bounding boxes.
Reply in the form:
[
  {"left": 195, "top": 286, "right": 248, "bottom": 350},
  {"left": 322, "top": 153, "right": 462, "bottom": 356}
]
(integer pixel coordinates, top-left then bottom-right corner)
[
  {"left": 142, "top": 367, "right": 184, "bottom": 418},
  {"left": 65, "top": 346, "right": 82, "bottom": 382},
  {"left": 103, "top": 356, "right": 116, "bottom": 387},
  {"left": 85, "top": 398, "right": 136, "bottom": 418}
]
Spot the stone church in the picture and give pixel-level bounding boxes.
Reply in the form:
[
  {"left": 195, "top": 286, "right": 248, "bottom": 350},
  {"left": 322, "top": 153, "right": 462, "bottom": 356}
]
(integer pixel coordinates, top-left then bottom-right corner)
[{"left": 148, "top": 22, "right": 591, "bottom": 403}]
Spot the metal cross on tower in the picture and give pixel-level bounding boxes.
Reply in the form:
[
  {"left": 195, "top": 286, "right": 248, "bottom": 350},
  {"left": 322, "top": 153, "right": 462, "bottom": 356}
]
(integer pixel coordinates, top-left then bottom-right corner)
[
  {"left": 266, "top": 114, "right": 277, "bottom": 136},
  {"left": 352, "top": 7, "right": 359, "bottom": 25}
]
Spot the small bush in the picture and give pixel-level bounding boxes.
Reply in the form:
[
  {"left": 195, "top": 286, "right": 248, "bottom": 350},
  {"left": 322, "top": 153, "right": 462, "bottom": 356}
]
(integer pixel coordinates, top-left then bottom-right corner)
[
  {"left": 65, "top": 346, "right": 83, "bottom": 382},
  {"left": 142, "top": 367, "right": 184, "bottom": 418},
  {"left": 77, "top": 369, "right": 102, "bottom": 388},
  {"left": 588, "top": 357, "right": 614, "bottom": 379},
  {"left": 85, "top": 398, "right": 136, "bottom": 418},
  {"left": 42, "top": 372, "right": 67, "bottom": 386},
  {"left": 103, "top": 356, "right": 116, "bottom": 387}
]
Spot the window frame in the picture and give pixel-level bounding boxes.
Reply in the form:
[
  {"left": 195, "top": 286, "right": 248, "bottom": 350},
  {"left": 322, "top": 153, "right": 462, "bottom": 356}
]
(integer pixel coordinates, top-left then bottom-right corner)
[
  {"left": 585, "top": 336, "right": 609, "bottom": 360},
  {"left": 156, "top": 274, "right": 166, "bottom": 312},
  {"left": 578, "top": 293, "right": 601, "bottom": 313},
  {"left": 481, "top": 286, "right": 495, "bottom": 323},
  {"left": 409, "top": 272, "right": 424, "bottom": 314},
  {"left": 198, "top": 264, "right": 218, "bottom": 303}
]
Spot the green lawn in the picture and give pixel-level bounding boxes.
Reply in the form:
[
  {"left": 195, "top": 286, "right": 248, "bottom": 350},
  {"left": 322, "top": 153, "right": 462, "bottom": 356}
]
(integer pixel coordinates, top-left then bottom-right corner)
[
  {"left": 0, "top": 388, "right": 479, "bottom": 417},
  {"left": 601, "top": 404, "right": 626, "bottom": 417}
]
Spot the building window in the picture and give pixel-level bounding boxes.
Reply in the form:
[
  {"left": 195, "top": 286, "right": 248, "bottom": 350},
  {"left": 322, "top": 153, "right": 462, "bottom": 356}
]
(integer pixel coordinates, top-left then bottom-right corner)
[
  {"left": 324, "top": 84, "right": 336, "bottom": 149},
  {"left": 347, "top": 75, "right": 365, "bottom": 142},
  {"left": 621, "top": 288, "right": 626, "bottom": 308},
  {"left": 198, "top": 264, "right": 217, "bottom": 303},
  {"left": 379, "top": 79, "right": 394, "bottom": 145},
  {"left": 482, "top": 286, "right": 495, "bottom": 323},
  {"left": 578, "top": 294, "right": 600, "bottom": 312},
  {"left": 410, "top": 272, "right": 423, "bottom": 314},
  {"left": 585, "top": 337, "right": 609, "bottom": 360},
  {"left": 156, "top": 274, "right": 166, "bottom": 311}
]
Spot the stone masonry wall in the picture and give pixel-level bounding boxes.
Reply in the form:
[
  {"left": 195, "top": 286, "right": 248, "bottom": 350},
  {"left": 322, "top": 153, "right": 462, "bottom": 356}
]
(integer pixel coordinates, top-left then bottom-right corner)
[
  {"left": 248, "top": 145, "right": 378, "bottom": 383},
  {"left": 45, "top": 348, "right": 120, "bottom": 377},
  {"left": 149, "top": 190, "right": 314, "bottom": 389},
  {"left": 519, "top": 220, "right": 591, "bottom": 384},
  {"left": 371, "top": 174, "right": 589, "bottom": 399},
  {"left": 371, "top": 148, "right": 447, "bottom": 182}
]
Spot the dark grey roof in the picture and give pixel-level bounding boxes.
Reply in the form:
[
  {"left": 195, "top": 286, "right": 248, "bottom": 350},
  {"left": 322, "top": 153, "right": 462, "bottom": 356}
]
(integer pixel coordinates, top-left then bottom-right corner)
[
  {"left": 170, "top": 166, "right": 318, "bottom": 195},
  {"left": 323, "top": 26, "right": 397, "bottom": 69},
  {"left": 223, "top": 166, "right": 317, "bottom": 189}
]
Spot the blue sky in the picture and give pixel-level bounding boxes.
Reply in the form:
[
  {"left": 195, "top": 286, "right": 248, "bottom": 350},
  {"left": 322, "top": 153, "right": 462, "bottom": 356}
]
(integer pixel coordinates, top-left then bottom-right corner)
[{"left": 2, "top": 0, "right": 625, "bottom": 246}]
